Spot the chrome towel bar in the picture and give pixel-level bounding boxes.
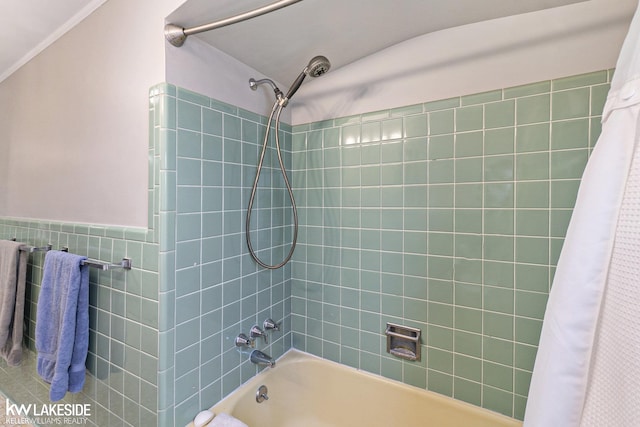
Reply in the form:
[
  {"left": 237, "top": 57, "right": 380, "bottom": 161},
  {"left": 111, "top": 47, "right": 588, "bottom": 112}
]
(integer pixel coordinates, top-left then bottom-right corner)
[
  {"left": 60, "top": 246, "right": 132, "bottom": 271},
  {"left": 81, "top": 257, "right": 132, "bottom": 271},
  {"left": 9, "top": 239, "right": 132, "bottom": 271},
  {"left": 18, "top": 243, "right": 53, "bottom": 253}
]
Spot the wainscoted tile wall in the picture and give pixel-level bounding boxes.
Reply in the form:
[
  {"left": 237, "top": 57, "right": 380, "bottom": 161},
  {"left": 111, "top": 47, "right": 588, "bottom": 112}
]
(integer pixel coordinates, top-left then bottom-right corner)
[
  {"left": 0, "top": 79, "right": 163, "bottom": 425},
  {"left": 0, "top": 220, "right": 160, "bottom": 422},
  {"left": 289, "top": 69, "right": 612, "bottom": 419},
  {"left": 152, "top": 84, "right": 292, "bottom": 427}
]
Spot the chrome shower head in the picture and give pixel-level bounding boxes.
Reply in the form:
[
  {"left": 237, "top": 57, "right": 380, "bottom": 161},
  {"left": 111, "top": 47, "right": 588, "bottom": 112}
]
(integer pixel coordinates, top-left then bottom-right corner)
[
  {"left": 305, "top": 55, "right": 331, "bottom": 77},
  {"left": 282, "top": 55, "right": 331, "bottom": 106}
]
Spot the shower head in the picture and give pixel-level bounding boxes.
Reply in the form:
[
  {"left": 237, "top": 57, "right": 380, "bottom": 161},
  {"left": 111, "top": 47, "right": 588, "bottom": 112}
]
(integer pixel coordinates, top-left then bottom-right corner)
[
  {"left": 282, "top": 55, "right": 331, "bottom": 106},
  {"left": 305, "top": 55, "right": 331, "bottom": 77}
]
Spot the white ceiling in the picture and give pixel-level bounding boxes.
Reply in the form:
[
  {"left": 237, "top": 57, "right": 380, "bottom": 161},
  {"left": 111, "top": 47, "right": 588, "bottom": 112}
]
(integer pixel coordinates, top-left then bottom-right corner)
[
  {"left": 1, "top": 0, "right": 588, "bottom": 85},
  {"left": 168, "top": 0, "right": 589, "bottom": 86}
]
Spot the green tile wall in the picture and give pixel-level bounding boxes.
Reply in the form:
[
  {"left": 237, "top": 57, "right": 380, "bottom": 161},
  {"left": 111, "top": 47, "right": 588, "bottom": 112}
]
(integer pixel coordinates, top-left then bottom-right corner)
[
  {"left": 153, "top": 84, "right": 293, "bottom": 427},
  {"left": 0, "top": 166, "right": 160, "bottom": 425},
  {"left": 0, "top": 68, "right": 609, "bottom": 426},
  {"left": 290, "top": 69, "right": 612, "bottom": 420}
]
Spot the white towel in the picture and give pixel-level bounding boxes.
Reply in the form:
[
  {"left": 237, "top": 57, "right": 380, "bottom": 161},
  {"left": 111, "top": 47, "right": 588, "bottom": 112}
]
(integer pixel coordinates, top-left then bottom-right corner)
[{"left": 208, "top": 413, "right": 248, "bottom": 427}]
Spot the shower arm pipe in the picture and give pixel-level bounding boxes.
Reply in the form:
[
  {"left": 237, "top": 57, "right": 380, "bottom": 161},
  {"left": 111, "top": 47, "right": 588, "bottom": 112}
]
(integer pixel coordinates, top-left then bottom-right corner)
[{"left": 165, "top": 0, "right": 303, "bottom": 47}]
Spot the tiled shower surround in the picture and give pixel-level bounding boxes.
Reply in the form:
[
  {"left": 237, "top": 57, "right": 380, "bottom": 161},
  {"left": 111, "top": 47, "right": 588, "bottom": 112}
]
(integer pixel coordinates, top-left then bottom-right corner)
[
  {"left": 152, "top": 85, "right": 293, "bottom": 426},
  {"left": 0, "top": 68, "right": 610, "bottom": 426},
  {"left": 290, "top": 69, "right": 611, "bottom": 420}
]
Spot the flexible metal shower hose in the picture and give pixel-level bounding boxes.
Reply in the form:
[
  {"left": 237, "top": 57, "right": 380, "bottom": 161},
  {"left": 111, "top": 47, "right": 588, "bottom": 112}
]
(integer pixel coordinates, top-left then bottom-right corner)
[{"left": 245, "top": 100, "right": 298, "bottom": 269}]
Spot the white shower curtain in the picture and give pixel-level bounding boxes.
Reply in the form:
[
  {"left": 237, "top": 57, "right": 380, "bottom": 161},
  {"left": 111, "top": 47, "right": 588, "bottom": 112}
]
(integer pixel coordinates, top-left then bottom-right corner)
[{"left": 524, "top": 3, "right": 640, "bottom": 426}]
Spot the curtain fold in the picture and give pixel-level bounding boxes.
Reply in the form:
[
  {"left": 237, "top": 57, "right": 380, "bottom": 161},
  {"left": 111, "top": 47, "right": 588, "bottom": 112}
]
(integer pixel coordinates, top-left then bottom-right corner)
[{"left": 524, "top": 2, "right": 640, "bottom": 426}]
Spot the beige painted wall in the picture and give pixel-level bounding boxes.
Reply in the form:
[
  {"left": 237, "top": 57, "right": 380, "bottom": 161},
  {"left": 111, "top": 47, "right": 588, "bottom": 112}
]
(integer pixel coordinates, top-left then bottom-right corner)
[{"left": 0, "top": 0, "right": 185, "bottom": 227}]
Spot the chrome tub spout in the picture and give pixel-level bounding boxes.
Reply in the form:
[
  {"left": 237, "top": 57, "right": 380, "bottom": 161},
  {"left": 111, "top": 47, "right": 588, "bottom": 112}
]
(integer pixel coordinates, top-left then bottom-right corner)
[{"left": 250, "top": 349, "right": 275, "bottom": 367}]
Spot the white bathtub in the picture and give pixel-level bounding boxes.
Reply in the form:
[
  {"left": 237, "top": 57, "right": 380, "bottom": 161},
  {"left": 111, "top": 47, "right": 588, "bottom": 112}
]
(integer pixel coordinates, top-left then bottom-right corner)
[{"left": 195, "top": 349, "right": 522, "bottom": 427}]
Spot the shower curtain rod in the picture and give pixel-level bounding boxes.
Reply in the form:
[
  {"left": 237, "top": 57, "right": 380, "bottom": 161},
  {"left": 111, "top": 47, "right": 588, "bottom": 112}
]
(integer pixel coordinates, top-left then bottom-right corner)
[{"left": 165, "top": 0, "right": 303, "bottom": 47}]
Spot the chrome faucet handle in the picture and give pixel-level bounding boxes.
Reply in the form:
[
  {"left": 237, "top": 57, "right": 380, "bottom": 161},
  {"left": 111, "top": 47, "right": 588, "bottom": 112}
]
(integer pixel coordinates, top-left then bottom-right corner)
[
  {"left": 250, "top": 325, "right": 267, "bottom": 344},
  {"left": 235, "top": 333, "right": 255, "bottom": 348},
  {"left": 263, "top": 318, "right": 280, "bottom": 332}
]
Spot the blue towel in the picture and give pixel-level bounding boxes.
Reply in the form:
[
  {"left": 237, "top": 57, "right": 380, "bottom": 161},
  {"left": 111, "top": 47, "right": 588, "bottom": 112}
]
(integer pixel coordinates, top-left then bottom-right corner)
[{"left": 36, "top": 250, "right": 89, "bottom": 401}]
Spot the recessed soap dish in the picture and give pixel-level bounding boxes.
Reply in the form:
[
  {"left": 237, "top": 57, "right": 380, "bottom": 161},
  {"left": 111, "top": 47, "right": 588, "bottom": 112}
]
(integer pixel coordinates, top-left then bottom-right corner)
[{"left": 385, "top": 323, "right": 421, "bottom": 361}]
